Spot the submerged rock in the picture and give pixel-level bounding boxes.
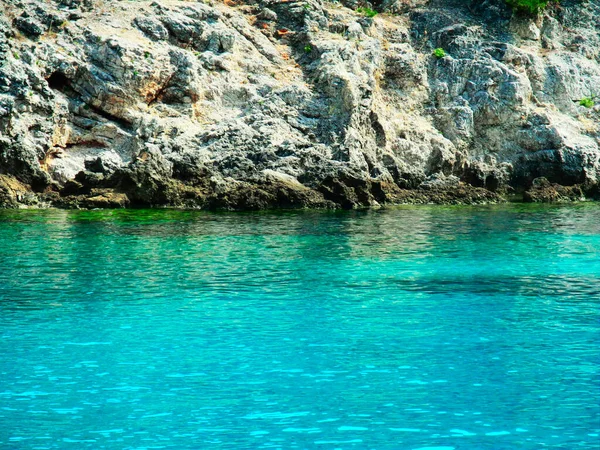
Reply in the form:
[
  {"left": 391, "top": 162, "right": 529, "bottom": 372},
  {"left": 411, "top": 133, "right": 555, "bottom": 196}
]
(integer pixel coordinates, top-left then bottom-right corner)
[{"left": 0, "top": 0, "right": 598, "bottom": 209}]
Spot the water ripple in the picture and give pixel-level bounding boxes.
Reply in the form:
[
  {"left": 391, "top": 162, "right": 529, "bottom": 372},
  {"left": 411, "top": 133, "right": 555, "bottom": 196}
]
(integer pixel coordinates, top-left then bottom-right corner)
[{"left": 0, "top": 205, "right": 599, "bottom": 449}]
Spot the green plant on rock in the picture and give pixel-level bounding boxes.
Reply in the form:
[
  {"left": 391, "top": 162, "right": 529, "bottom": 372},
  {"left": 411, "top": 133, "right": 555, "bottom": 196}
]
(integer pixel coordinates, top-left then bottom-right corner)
[
  {"left": 304, "top": 44, "right": 312, "bottom": 53},
  {"left": 433, "top": 47, "right": 446, "bottom": 58},
  {"left": 356, "top": 7, "right": 377, "bottom": 18},
  {"left": 579, "top": 97, "right": 595, "bottom": 108},
  {"left": 506, "top": 0, "right": 556, "bottom": 15}
]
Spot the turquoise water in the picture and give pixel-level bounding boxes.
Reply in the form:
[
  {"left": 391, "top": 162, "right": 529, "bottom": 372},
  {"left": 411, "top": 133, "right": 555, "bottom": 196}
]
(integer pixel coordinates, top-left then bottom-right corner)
[{"left": 0, "top": 205, "right": 599, "bottom": 450}]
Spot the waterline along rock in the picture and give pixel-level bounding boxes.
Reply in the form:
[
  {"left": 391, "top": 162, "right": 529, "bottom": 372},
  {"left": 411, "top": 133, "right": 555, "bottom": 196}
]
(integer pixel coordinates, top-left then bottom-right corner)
[{"left": 0, "top": 0, "right": 598, "bottom": 209}]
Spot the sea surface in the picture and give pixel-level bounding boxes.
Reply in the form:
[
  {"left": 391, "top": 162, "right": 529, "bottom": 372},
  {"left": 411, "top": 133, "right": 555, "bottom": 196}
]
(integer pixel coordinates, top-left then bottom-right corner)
[{"left": 0, "top": 205, "right": 599, "bottom": 450}]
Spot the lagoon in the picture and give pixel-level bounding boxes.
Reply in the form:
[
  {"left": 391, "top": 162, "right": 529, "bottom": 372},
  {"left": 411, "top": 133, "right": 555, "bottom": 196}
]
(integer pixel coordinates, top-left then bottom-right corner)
[{"left": 0, "top": 205, "right": 599, "bottom": 449}]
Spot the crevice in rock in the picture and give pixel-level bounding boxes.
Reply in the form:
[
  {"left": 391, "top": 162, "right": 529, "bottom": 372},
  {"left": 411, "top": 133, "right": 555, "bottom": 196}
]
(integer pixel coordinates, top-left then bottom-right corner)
[
  {"left": 370, "top": 111, "right": 386, "bottom": 148},
  {"left": 47, "top": 71, "right": 70, "bottom": 91},
  {"left": 45, "top": 71, "right": 80, "bottom": 99},
  {"left": 88, "top": 105, "right": 133, "bottom": 131},
  {"left": 147, "top": 73, "right": 175, "bottom": 106},
  {"left": 63, "top": 140, "right": 108, "bottom": 149},
  {"left": 45, "top": 71, "right": 132, "bottom": 131}
]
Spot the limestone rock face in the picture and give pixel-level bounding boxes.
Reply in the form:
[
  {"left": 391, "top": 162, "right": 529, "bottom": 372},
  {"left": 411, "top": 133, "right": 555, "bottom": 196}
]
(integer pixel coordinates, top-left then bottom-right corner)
[{"left": 0, "top": 0, "right": 598, "bottom": 208}]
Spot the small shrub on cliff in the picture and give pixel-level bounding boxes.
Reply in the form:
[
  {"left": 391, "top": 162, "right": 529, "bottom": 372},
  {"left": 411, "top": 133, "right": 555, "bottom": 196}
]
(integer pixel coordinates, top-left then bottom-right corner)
[
  {"left": 356, "top": 7, "right": 377, "bottom": 18},
  {"left": 506, "top": 0, "right": 556, "bottom": 14},
  {"left": 433, "top": 48, "right": 446, "bottom": 58},
  {"left": 579, "top": 97, "right": 595, "bottom": 108},
  {"left": 304, "top": 44, "right": 312, "bottom": 53}
]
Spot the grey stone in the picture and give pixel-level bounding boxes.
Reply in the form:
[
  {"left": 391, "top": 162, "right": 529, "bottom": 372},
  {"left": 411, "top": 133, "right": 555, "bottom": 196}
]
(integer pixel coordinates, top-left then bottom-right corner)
[
  {"left": 0, "top": 0, "right": 597, "bottom": 208},
  {"left": 84, "top": 150, "right": 123, "bottom": 174}
]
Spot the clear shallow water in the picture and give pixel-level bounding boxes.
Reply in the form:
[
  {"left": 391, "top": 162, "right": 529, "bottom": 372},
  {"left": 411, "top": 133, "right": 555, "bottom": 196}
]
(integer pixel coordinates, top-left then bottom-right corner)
[{"left": 0, "top": 205, "right": 599, "bottom": 450}]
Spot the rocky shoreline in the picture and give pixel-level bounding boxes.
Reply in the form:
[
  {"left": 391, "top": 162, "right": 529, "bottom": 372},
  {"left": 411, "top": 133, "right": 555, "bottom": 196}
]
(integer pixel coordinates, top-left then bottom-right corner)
[
  {"left": 1, "top": 169, "right": 597, "bottom": 210},
  {"left": 1, "top": 0, "right": 599, "bottom": 210}
]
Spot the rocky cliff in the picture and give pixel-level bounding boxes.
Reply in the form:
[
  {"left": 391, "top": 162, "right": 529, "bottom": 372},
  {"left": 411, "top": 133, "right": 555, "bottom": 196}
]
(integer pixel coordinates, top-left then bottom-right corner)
[{"left": 0, "top": 0, "right": 599, "bottom": 208}]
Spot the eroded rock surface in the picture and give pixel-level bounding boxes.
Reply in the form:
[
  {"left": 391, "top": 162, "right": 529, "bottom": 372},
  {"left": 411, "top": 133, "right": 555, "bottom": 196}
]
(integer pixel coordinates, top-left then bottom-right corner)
[{"left": 0, "top": 0, "right": 598, "bottom": 208}]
